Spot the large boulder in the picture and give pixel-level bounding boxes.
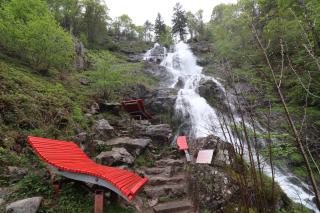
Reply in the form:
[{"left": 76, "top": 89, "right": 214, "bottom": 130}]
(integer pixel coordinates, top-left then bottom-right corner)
[
  {"left": 197, "top": 78, "right": 227, "bottom": 112},
  {"left": 132, "top": 121, "right": 172, "bottom": 141},
  {"left": 188, "top": 136, "right": 239, "bottom": 212},
  {"left": 6, "top": 197, "right": 43, "bottom": 213},
  {"left": 74, "top": 38, "right": 88, "bottom": 71},
  {"left": 104, "top": 137, "right": 151, "bottom": 156},
  {"left": 97, "top": 101, "right": 121, "bottom": 114},
  {"left": 6, "top": 166, "right": 28, "bottom": 183},
  {"left": 145, "top": 88, "right": 177, "bottom": 114},
  {"left": 145, "top": 124, "right": 172, "bottom": 141},
  {"left": 92, "top": 119, "right": 115, "bottom": 140},
  {"left": 96, "top": 147, "right": 134, "bottom": 166},
  {"left": 144, "top": 43, "right": 166, "bottom": 63}
]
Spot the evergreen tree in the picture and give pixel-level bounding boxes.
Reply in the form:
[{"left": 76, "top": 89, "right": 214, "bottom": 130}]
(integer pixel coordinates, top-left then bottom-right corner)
[
  {"left": 154, "top": 13, "right": 166, "bottom": 42},
  {"left": 172, "top": 2, "right": 187, "bottom": 41}
]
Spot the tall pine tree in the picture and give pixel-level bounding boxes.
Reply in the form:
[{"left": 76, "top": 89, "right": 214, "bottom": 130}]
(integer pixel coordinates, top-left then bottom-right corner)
[
  {"left": 154, "top": 13, "right": 166, "bottom": 42},
  {"left": 172, "top": 2, "right": 187, "bottom": 41}
]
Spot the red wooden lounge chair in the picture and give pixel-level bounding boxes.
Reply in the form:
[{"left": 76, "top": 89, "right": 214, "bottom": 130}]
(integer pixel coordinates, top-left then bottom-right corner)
[
  {"left": 121, "top": 99, "right": 153, "bottom": 120},
  {"left": 177, "top": 136, "right": 191, "bottom": 162},
  {"left": 27, "top": 136, "right": 148, "bottom": 202}
]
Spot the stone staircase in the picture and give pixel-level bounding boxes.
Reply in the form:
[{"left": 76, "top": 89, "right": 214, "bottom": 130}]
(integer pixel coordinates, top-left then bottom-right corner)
[{"left": 136, "top": 144, "right": 194, "bottom": 213}]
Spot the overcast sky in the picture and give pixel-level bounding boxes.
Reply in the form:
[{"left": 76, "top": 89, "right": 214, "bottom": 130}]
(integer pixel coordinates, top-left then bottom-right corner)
[{"left": 105, "top": 0, "right": 238, "bottom": 26}]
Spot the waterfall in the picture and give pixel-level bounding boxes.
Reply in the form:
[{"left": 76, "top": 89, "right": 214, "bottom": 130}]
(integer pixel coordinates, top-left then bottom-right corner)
[{"left": 145, "top": 41, "right": 319, "bottom": 212}]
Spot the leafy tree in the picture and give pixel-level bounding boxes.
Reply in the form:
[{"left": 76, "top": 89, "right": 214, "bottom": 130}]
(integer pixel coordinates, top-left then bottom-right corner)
[
  {"left": 143, "top": 20, "right": 153, "bottom": 42},
  {"left": 186, "top": 11, "right": 197, "bottom": 40},
  {"left": 158, "top": 26, "right": 173, "bottom": 47},
  {"left": 82, "top": 0, "right": 109, "bottom": 46},
  {"left": 0, "top": 0, "right": 74, "bottom": 71},
  {"left": 118, "top": 14, "right": 134, "bottom": 40},
  {"left": 172, "top": 2, "right": 187, "bottom": 41},
  {"left": 195, "top": 9, "right": 204, "bottom": 35},
  {"left": 46, "top": 0, "right": 82, "bottom": 34},
  {"left": 154, "top": 13, "right": 166, "bottom": 42}
]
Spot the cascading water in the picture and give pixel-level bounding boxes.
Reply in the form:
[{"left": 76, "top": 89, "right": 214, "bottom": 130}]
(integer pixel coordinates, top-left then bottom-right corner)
[
  {"left": 161, "top": 42, "right": 227, "bottom": 139},
  {"left": 144, "top": 42, "right": 319, "bottom": 212}
]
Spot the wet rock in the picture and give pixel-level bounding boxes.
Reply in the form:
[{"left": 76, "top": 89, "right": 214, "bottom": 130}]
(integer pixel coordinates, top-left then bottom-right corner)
[
  {"left": 198, "top": 78, "right": 225, "bottom": 100},
  {"left": 198, "top": 78, "right": 228, "bottom": 112},
  {"left": 174, "top": 77, "right": 184, "bottom": 89},
  {"left": 104, "top": 137, "right": 151, "bottom": 156},
  {"left": 145, "top": 88, "right": 177, "bottom": 114},
  {"left": 7, "top": 166, "right": 28, "bottom": 183},
  {"left": 6, "top": 196, "right": 43, "bottom": 213},
  {"left": 96, "top": 147, "right": 134, "bottom": 166},
  {"left": 145, "top": 43, "right": 166, "bottom": 63},
  {"left": 92, "top": 119, "right": 115, "bottom": 140},
  {"left": 143, "top": 63, "right": 173, "bottom": 86}
]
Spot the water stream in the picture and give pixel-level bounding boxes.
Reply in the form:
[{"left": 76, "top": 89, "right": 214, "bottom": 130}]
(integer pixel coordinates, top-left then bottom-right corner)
[{"left": 145, "top": 42, "right": 319, "bottom": 212}]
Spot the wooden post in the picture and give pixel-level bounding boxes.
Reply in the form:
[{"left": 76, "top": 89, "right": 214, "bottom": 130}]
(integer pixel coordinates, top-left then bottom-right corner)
[{"left": 94, "top": 190, "right": 104, "bottom": 213}]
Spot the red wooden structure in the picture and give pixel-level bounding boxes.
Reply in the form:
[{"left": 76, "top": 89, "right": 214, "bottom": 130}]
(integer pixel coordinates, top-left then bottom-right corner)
[
  {"left": 176, "top": 136, "right": 191, "bottom": 162},
  {"left": 27, "top": 136, "right": 148, "bottom": 204},
  {"left": 121, "top": 99, "right": 153, "bottom": 120}
]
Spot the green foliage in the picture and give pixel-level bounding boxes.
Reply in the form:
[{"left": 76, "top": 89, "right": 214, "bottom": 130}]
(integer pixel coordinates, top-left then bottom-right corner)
[
  {"left": 105, "top": 203, "right": 135, "bottom": 213},
  {"left": 154, "top": 13, "right": 166, "bottom": 42},
  {"left": 56, "top": 183, "right": 93, "bottom": 213},
  {"left": 172, "top": 2, "right": 187, "bottom": 41},
  {"left": 0, "top": 0, "right": 74, "bottom": 71},
  {"left": 135, "top": 153, "right": 154, "bottom": 167},
  {"left": 86, "top": 50, "right": 156, "bottom": 100},
  {"left": 11, "top": 172, "right": 53, "bottom": 199}
]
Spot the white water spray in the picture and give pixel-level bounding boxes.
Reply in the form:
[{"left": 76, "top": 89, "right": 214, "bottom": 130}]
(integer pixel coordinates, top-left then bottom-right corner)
[{"left": 144, "top": 42, "right": 319, "bottom": 212}]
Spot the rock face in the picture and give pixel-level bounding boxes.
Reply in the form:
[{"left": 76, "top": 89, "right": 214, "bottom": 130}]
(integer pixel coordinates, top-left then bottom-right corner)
[
  {"left": 96, "top": 147, "right": 134, "bottom": 166},
  {"left": 189, "top": 41, "right": 213, "bottom": 54},
  {"left": 6, "top": 166, "right": 28, "bottom": 183},
  {"left": 133, "top": 122, "right": 172, "bottom": 141},
  {"left": 143, "top": 63, "right": 173, "bottom": 86},
  {"left": 97, "top": 101, "right": 121, "bottom": 114},
  {"left": 197, "top": 78, "right": 228, "bottom": 112},
  {"left": 145, "top": 88, "right": 177, "bottom": 115},
  {"left": 74, "top": 38, "right": 87, "bottom": 71},
  {"left": 6, "top": 197, "right": 43, "bottom": 213},
  {"left": 104, "top": 137, "right": 151, "bottom": 156},
  {"left": 92, "top": 119, "right": 115, "bottom": 140},
  {"left": 188, "top": 135, "right": 240, "bottom": 212},
  {"left": 145, "top": 43, "right": 166, "bottom": 63}
]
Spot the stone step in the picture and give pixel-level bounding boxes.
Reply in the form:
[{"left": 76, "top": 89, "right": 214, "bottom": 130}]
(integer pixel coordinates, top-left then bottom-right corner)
[
  {"left": 138, "top": 167, "right": 172, "bottom": 176},
  {"left": 144, "top": 183, "right": 187, "bottom": 199},
  {"left": 148, "top": 173, "right": 186, "bottom": 186},
  {"left": 153, "top": 200, "right": 193, "bottom": 213},
  {"left": 155, "top": 159, "right": 184, "bottom": 167}
]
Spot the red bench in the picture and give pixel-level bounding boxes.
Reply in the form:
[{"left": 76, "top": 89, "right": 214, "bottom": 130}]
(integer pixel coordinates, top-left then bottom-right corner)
[
  {"left": 121, "top": 99, "right": 153, "bottom": 120},
  {"left": 27, "top": 136, "right": 148, "bottom": 203}
]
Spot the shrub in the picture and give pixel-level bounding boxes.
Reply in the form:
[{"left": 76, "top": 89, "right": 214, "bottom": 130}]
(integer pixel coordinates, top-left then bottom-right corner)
[{"left": 0, "top": 0, "right": 74, "bottom": 71}]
